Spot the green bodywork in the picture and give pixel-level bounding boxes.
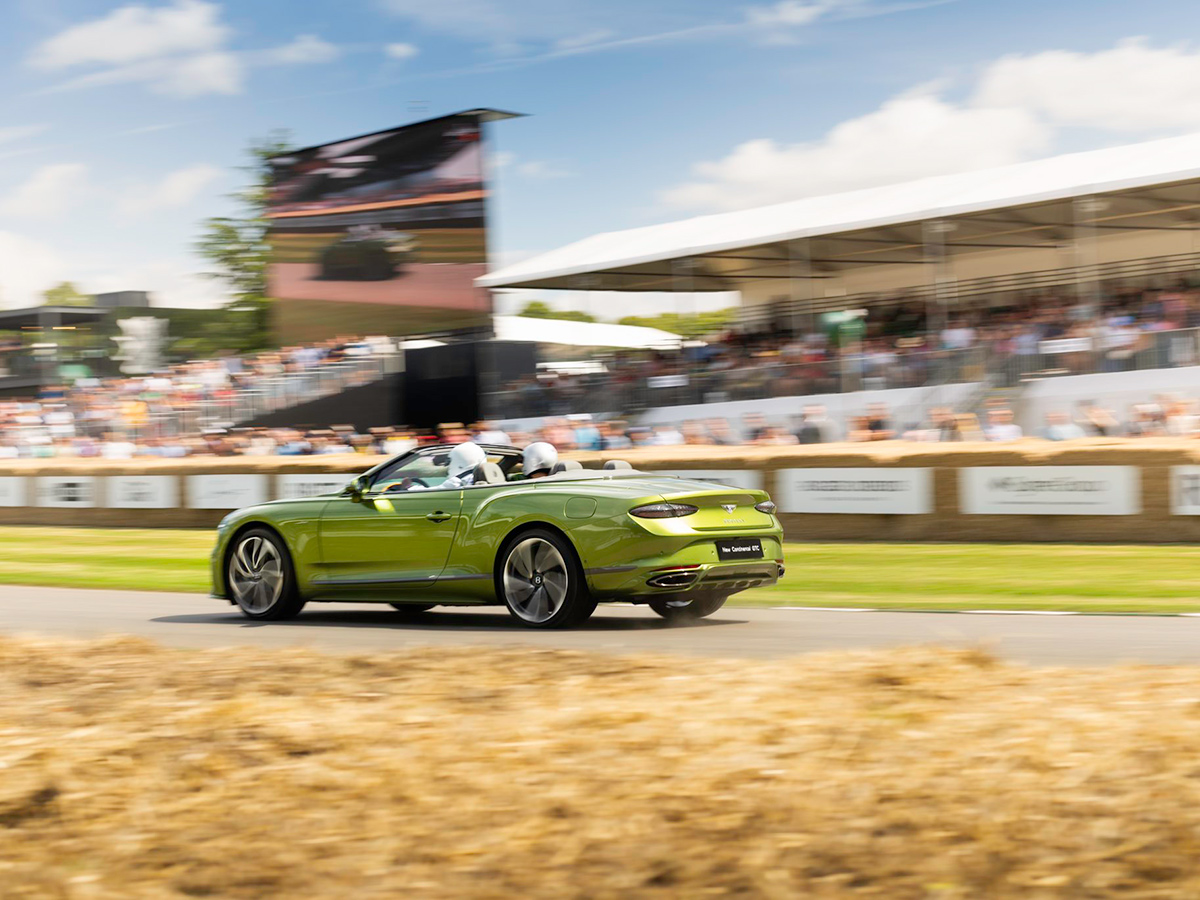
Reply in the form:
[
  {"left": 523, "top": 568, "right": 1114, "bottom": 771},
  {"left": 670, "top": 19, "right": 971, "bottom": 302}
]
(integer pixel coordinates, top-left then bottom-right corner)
[{"left": 211, "top": 446, "right": 784, "bottom": 608}]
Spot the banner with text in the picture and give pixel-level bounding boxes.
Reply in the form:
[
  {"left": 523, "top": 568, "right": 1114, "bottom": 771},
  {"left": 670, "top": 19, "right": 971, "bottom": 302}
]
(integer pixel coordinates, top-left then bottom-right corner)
[
  {"left": 776, "top": 468, "right": 933, "bottom": 515},
  {"left": 960, "top": 466, "right": 1140, "bottom": 515}
]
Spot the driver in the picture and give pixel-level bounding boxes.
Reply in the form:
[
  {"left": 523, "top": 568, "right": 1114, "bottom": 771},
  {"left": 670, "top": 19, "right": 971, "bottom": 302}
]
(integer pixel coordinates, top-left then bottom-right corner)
[
  {"left": 522, "top": 441, "right": 558, "bottom": 479},
  {"left": 405, "top": 441, "right": 486, "bottom": 491}
]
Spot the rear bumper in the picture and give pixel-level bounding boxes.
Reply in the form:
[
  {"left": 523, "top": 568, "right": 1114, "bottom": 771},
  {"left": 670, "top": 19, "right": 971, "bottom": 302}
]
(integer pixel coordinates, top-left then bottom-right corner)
[{"left": 587, "top": 535, "right": 784, "bottom": 599}]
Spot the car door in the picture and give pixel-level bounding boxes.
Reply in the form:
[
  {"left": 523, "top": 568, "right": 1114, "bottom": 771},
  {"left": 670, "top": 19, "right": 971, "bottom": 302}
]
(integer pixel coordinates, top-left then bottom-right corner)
[{"left": 316, "top": 452, "right": 463, "bottom": 588}]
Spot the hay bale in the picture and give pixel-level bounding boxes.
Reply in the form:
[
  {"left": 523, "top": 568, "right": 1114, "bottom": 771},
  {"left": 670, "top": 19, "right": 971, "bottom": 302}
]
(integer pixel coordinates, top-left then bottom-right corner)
[{"left": 4, "top": 637, "right": 1200, "bottom": 897}]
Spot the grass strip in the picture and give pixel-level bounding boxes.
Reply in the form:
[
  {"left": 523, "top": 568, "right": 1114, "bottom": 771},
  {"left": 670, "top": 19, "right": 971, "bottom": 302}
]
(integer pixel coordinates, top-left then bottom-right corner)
[{"left": 0, "top": 527, "right": 1197, "bottom": 613}]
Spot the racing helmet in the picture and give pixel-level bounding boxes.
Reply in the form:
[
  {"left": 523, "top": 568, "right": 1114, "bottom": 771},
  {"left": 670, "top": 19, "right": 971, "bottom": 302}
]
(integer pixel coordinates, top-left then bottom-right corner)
[
  {"left": 522, "top": 441, "right": 558, "bottom": 477},
  {"left": 447, "top": 441, "right": 486, "bottom": 478}
]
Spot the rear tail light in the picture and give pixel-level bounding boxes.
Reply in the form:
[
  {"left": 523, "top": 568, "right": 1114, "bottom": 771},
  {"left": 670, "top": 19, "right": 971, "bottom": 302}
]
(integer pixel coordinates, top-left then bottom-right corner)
[
  {"left": 754, "top": 500, "right": 777, "bottom": 515},
  {"left": 630, "top": 502, "right": 699, "bottom": 518}
]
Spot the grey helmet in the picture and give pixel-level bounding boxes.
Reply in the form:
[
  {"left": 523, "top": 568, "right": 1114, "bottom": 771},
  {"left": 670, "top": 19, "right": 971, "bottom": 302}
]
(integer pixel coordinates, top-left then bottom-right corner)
[{"left": 522, "top": 441, "right": 558, "bottom": 477}]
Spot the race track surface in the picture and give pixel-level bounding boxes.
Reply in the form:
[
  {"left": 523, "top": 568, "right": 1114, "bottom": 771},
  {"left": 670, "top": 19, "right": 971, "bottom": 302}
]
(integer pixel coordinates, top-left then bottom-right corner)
[{"left": 5, "top": 585, "right": 1200, "bottom": 665}]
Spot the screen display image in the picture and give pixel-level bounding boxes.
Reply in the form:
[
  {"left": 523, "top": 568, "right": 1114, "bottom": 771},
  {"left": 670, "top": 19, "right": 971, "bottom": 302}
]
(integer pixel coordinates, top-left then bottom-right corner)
[{"left": 266, "top": 112, "right": 492, "bottom": 341}]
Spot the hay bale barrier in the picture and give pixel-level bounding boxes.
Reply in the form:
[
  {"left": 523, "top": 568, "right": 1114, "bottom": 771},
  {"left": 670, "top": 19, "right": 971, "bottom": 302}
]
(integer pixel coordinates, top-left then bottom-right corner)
[{"left": 5, "top": 638, "right": 1200, "bottom": 897}]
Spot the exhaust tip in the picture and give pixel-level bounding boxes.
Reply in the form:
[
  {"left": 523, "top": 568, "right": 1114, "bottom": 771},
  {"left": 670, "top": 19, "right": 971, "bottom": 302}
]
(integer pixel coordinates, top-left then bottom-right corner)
[{"left": 647, "top": 571, "right": 699, "bottom": 589}]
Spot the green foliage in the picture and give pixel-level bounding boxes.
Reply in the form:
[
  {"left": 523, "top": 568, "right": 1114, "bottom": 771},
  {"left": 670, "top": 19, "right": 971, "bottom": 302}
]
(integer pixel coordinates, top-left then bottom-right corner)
[
  {"left": 617, "top": 308, "right": 736, "bottom": 338},
  {"left": 42, "top": 282, "right": 93, "bottom": 307},
  {"left": 195, "top": 131, "right": 292, "bottom": 354},
  {"left": 518, "top": 301, "right": 596, "bottom": 323}
]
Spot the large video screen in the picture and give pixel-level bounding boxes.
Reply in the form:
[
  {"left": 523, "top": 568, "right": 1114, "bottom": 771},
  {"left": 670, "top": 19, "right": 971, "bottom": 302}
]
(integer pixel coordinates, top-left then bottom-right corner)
[{"left": 266, "top": 112, "right": 491, "bottom": 342}]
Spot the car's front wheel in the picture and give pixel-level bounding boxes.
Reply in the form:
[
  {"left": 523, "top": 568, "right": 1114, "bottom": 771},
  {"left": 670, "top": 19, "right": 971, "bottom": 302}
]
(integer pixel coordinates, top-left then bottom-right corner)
[
  {"left": 649, "top": 593, "right": 728, "bottom": 623},
  {"left": 497, "top": 529, "right": 595, "bottom": 628},
  {"left": 227, "top": 528, "right": 305, "bottom": 620}
]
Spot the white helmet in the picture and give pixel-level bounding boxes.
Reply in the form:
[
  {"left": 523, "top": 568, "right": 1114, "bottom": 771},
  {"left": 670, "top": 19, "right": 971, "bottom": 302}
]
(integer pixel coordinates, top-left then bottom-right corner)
[
  {"left": 523, "top": 441, "right": 558, "bottom": 477},
  {"left": 447, "top": 441, "right": 486, "bottom": 478}
]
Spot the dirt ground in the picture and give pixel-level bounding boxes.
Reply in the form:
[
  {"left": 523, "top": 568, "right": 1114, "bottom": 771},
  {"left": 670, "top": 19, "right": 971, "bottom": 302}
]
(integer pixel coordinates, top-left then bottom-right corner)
[{"left": 3, "top": 637, "right": 1200, "bottom": 898}]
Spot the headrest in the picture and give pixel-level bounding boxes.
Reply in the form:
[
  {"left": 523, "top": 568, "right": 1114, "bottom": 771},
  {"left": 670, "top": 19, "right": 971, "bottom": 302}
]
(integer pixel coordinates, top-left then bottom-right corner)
[
  {"left": 603, "top": 460, "right": 632, "bottom": 470},
  {"left": 472, "top": 461, "right": 505, "bottom": 485},
  {"left": 551, "top": 460, "right": 584, "bottom": 474}
]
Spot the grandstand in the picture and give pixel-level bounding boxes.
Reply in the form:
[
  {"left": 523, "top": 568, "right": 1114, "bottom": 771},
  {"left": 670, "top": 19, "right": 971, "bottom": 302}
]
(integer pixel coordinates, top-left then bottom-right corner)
[{"left": 479, "top": 131, "right": 1200, "bottom": 429}]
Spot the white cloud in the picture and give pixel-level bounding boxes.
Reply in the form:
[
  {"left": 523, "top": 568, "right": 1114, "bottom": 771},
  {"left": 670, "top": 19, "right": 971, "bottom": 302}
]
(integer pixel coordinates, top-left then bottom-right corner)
[
  {"left": 0, "top": 232, "right": 65, "bottom": 309},
  {"left": 384, "top": 42, "right": 419, "bottom": 60},
  {"left": 663, "top": 39, "right": 1200, "bottom": 213},
  {"left": 974, "top": 38, "right": 1200, "bottom": 133},
  {"left": 663, "top": 91, "right": 1047, "bottom": 211},
  {"left": 117, "top": 163, "right": 223, "bottom": 217},
  {"left": 553, "top": 30, "right": 615, "bottom": 51},
  {"left": 85, "top": 259, "right": 230, "bottom": 308},
  {"left": 262, "top": 34, "right": 340, "bottom": 65},
  {"left": 0, "top": 125, "right": 48, "bottom": 147},
  {"left": 0, "top": 163, "right": 89, "bottom": 220},
  {"left": 745, "top": 0, "right": 845, "bottom": 27},
  {"left": 30, "top": 0, "right": 228, "bottom": 69},
  {"left": 517, "top": 160, "right": 573, "bottom": 179},
  {"left": 29, "top": 1, "right": 337, "bottom": 97}
]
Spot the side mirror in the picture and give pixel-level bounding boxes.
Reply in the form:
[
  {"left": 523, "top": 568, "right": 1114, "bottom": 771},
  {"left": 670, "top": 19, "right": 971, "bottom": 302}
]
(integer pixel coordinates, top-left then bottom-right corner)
[{"left": 347, "top": 475, "right": 369, "bottom": 501}]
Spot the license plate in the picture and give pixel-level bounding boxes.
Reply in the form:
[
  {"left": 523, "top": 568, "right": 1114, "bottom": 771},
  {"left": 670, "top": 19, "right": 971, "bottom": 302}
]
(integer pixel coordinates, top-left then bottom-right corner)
[{"left": 716, "top": 538, "right": 763, "bottom": 561}]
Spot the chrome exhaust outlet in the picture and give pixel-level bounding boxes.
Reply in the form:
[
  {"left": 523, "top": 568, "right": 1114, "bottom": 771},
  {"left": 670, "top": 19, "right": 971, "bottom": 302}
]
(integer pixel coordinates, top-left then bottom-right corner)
[{"left": 647, "top": 571, "right": 699, "bottom": 589}]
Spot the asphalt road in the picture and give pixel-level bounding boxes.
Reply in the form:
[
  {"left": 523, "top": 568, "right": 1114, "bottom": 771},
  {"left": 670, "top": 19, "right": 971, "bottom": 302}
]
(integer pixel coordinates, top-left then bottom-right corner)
[{"left": 6, "top": 585, "right": 1200, "bottom": 665}]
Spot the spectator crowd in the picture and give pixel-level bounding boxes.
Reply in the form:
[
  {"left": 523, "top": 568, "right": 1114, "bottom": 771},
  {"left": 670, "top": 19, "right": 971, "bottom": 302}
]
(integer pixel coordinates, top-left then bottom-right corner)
[{"left": 5, "top": 283, "right": 1200, "bottom": 458}]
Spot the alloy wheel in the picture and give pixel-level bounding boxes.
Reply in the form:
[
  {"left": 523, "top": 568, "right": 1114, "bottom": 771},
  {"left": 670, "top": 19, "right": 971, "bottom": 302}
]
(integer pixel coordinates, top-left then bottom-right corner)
[
  {"left": 229, "top": 534, "right": 284, "bottom": 614},
  {"left": 503, "top": 537, "right": 569, "bottom": 624}
]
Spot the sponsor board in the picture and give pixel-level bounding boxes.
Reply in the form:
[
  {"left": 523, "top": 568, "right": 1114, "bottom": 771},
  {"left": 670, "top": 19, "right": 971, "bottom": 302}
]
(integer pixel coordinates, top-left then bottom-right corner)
[
  {"left": 36, "top": 476, "right": 97, "bottom": 508},
  {"left": 108, "top": 476, "right": 179, "bottom": 509},
  {"left": 189, "top": 474, "right": 268, "bottom": 510},
  {"left": 657, "top": 469, "right": 764, "bottom": 491},
  {"left": 776, "top": 468, "right": 933, "bottom": 515},
  {"left": 276, "top": 473, "right": 353, "bottom": 500},
  {"left": 1169, "top": 466, "right": 1200, "bottom": 515},
  {"left": 0, "top": 476, "right": 24, "bottom": 507},
  {"left": 959, "top": 466, "right": 1139, "bottom": 515}
]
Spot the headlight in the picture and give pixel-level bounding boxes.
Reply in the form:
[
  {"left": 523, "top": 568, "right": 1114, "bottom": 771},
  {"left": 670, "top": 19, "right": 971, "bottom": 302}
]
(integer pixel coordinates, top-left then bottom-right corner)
[
  {"left": 754, "top": 500, "right": 777, "bottom": 515},
  {"left": 630, "top": 502, "right": 699, "bottom": 518}
]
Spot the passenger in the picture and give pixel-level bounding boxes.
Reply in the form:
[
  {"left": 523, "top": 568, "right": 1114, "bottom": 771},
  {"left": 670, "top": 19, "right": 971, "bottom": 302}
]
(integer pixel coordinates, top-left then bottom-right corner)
[{"left": 522, "top": 441, "right": 558, "bottom": 479}]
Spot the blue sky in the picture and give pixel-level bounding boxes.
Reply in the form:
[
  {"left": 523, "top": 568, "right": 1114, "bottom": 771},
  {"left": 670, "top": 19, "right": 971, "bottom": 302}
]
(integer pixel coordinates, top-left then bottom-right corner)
[{"left": 1, "top": 0, "right": 1200, "bottom": 316}]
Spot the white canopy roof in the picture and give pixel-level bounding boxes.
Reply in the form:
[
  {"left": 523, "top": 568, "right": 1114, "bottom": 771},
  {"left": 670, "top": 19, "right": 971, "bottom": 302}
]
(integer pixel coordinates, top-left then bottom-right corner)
[
  {"left": 479, "top": 131, "right": 1200, "bottom": 290},
  {"left": 491, "top": 315, "right": 683, "bottom": 349}
]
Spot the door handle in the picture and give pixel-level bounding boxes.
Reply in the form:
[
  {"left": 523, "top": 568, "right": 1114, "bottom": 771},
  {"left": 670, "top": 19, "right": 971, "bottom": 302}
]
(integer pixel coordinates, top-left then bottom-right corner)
[{"left": 426, "top": 511, "right": 452, "bottom": 523}]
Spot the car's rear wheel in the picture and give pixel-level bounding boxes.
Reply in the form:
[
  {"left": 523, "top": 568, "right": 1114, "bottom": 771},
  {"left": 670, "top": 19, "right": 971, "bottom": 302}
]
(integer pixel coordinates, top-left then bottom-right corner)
[
  {"left": 497, "top": 529, "right": 595, "bottom": 628},
  {"left": 649, "top": 593, "right": 728, "bottom": 623},
  {"left": 227, "top": 528, "right": 305, "bottom": 620},
  {"left": 388, "top": 602, "right": 436, "bottom": 617}
]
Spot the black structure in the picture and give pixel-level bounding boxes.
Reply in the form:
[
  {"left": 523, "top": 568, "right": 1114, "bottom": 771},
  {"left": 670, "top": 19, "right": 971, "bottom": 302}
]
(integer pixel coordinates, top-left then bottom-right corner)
[
  {"left": 0, "top": 306, "right": 111, "bottom": 397},
  {"left": 242, "top": 340, "right": 537, "bottom": 432}
]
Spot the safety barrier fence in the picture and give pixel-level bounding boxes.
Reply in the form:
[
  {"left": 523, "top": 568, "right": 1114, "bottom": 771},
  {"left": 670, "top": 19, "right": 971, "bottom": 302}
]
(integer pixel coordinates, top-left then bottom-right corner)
[{"left": 6, "top": 440, "right": 1200, "bottom": 542}]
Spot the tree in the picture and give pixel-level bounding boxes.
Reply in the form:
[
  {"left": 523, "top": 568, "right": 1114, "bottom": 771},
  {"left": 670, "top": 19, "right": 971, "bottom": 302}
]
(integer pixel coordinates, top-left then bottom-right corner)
[
  {"left": 618, "top": 308, "right": 736, "bottom": 338},
  {"left": 196, "top": 131, "right": 292, "bottom": 353},
  {"left": 518, "top": 300, "right": 596, "bottom": 323},
  {"left": 42, "top": 282, "right": 93, "bottom": 307}
]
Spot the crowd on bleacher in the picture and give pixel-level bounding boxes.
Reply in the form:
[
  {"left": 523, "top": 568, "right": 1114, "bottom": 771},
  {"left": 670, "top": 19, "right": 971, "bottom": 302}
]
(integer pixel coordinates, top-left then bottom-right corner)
[{"left": 4, "top": 283, "right": 1200, "bottom": 458}]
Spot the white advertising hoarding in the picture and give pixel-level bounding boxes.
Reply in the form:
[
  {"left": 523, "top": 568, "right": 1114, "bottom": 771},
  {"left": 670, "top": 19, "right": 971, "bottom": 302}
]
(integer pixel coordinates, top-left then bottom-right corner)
[
  {"left": 36, "top": 476, "right": 97, "bottom": 508},
  {"left": 189, "top": 474, "right": 268, "bottom": 510},
  {"left": 658, "top": 469, "right": 764, "bottom": 491},
  {"left": 776, "top": 468, "right": 933, "bottom": 515},
  {"left": 276, "top": 473, "right": 353, "bottom": 500},
  {"left": 960, "top": 467, "right": 1140, "bottom": 515},
  {"left": 107, "top": 475, "right": 179, "bottom": 509},
  {"left": 1170, "top": 466, "right": 1200, "bottom": 515},
  {"left": 0, "top": 476, "right": 24, "bottom": 507}
]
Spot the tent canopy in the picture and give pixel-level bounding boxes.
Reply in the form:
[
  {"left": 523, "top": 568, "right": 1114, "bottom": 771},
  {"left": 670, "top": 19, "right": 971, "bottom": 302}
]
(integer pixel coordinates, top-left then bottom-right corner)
[
  {"left": 478, "top": 131, "right": 1200, "bottom": 296},
  {"left": 491, "top": 315, "right": 683, "bottom": 349}
]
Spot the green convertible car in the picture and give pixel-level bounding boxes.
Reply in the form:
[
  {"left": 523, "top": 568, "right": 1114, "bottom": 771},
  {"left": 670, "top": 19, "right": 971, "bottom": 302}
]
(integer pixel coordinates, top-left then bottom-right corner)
[{"left": 212, "top": 444, "right": 784, "bottom": 628}]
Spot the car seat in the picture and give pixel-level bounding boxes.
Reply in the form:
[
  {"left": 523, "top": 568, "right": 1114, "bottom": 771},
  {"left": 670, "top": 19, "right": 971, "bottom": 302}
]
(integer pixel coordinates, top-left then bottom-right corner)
[
  {"left": 472, "top": 461, "right": 506, "bottom": 485},
  {"left": 551, "top": 460, "right": 584, "bottom": 474},
  {"left": 603, "top": 460, "right": 632, "bottom": 470}
]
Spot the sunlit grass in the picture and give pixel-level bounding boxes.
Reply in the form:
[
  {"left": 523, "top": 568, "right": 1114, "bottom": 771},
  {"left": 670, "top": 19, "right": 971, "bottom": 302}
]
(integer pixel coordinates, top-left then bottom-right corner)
[{"left": 0, "top": 527, "right": 1197, "bottom": 612}]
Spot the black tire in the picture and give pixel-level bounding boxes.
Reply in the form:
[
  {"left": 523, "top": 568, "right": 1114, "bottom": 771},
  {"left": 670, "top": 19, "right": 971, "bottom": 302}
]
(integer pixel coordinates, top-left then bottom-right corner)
[
  {"left": 649, "top": 593, "right": 728, "bottom": 623},
  {"left": 388, "top": 602, "right": 436, "bottom": 617},
  {"left": 496, "top": 528, "right": 596, "bottom": 629},
  {"left": 226, "top": 527, "right": 306, "bottom": 621}
]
